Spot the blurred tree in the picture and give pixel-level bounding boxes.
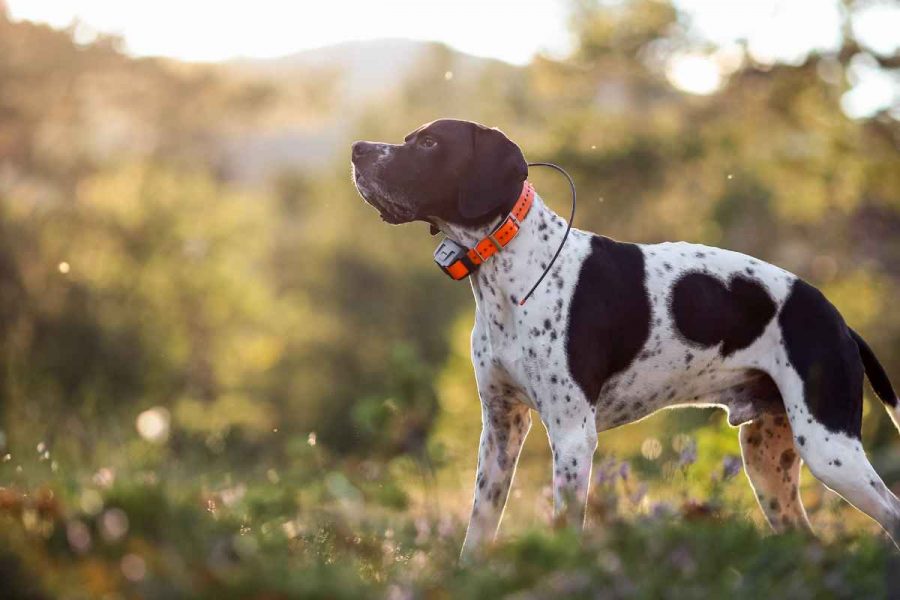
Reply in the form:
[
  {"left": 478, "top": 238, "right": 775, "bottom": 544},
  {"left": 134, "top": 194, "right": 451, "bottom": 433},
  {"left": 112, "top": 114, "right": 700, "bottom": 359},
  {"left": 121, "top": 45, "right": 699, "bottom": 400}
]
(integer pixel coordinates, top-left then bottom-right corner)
[{"left": 0, "top": 0, "right": 898, "bottom": 469}]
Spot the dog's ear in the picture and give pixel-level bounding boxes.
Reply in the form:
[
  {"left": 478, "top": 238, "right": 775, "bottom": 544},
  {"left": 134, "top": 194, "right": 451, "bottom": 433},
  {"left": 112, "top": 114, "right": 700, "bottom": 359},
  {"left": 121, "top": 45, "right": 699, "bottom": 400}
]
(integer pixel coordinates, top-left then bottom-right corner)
[{"left": 458, "top": 125, "right": 527, "bottom": 221}]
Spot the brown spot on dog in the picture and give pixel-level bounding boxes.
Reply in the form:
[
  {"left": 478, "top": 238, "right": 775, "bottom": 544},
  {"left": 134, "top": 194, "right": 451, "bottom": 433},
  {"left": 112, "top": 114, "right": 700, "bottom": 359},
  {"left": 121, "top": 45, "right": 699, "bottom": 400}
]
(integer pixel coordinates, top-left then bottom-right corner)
[{"left": 779, "top": 448, "right": 797, "bottom": 471}]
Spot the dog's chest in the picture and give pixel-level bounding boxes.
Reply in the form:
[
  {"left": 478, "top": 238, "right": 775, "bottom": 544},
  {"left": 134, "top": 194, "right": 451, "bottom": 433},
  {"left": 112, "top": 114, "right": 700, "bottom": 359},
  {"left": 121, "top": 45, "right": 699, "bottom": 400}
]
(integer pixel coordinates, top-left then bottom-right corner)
[
  {"left": 471, "top": 233, "right": 594, "bottom": 409},
  {"left": 476, "top": 311, "right": 574, "bottom": 414}
]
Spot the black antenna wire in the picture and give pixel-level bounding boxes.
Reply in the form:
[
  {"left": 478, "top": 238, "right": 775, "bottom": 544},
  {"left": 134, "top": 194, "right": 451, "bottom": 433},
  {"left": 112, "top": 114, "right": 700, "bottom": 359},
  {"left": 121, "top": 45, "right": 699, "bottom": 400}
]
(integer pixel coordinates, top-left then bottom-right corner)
[{"left": 519, "top": 162, "right": 577, "bottom": 305}]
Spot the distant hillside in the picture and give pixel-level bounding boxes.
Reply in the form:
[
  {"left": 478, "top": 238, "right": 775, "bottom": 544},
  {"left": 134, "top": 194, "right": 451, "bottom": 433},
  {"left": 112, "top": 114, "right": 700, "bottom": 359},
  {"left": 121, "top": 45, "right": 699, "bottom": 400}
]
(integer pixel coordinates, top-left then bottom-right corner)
[
  {"left": 0, "top": 14, "right": 518, "bottom": 183},
  {"left": 220, "top": 39, "right": 519, "bottom": 181},
  {"left": 229, "top": 38, "right": 430, "bottom": 101}
]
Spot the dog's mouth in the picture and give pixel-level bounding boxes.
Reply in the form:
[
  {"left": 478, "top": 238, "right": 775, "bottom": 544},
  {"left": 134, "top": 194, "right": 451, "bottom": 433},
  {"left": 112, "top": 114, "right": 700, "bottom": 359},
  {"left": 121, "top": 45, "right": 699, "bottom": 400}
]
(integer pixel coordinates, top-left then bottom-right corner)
[{"left": 352, "top": 167, "right": 416, "bottom": 225}]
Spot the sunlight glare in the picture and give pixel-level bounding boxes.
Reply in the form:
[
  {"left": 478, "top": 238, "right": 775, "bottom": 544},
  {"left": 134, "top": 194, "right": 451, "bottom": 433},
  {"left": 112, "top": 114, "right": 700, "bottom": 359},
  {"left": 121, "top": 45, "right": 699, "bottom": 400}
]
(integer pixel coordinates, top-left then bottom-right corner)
[
  {"left": 842, "top": 52, "right": 898, "bottom": 119},
  {"left": 6, "top": 0, "right": 568, "bottom": 65},
  {"left": 666, "top": 54, "right": 722, "bottom": 95}
]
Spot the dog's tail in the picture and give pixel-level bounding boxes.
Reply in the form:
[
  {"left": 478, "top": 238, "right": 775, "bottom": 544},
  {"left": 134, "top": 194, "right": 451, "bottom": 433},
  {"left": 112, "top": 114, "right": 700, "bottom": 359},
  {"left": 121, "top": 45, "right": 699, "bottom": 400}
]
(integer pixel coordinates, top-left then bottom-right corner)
[{"left": 850, "top": 328, "right": 900, "bottom": 432}]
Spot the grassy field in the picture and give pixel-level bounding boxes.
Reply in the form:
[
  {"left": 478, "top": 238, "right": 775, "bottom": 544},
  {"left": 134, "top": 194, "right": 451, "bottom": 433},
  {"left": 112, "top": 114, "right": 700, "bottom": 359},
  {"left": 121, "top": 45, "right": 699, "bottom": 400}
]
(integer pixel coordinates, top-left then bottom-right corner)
[{"left": 2, "top": 425, "right": 898, "bottom": 599}]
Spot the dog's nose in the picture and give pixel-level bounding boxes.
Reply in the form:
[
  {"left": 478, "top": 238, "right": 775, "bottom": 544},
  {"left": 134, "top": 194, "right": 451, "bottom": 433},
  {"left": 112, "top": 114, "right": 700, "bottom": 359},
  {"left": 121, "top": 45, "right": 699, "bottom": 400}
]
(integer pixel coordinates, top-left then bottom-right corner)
[{"left": 352, "top": 141, "right": 374, "bottom": 161}]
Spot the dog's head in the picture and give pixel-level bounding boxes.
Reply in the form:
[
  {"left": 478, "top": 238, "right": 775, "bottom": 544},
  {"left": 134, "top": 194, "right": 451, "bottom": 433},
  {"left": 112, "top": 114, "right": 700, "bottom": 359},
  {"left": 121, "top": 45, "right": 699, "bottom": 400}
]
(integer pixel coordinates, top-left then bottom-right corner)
[{"left": 350, "top": 119, "right": 527, "bottom": 228}]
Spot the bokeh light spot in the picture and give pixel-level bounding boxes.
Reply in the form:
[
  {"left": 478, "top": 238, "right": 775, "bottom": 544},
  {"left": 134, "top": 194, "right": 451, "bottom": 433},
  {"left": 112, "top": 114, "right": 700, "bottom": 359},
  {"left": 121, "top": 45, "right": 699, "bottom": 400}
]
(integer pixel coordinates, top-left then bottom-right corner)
[
  {"left": 121, "top": 553, "right": 146, "bottom": 581},
  {"left": 99, "top": 507, "right": 129, "bottom": 543},
  {"left": 641, "top": 437, "right": 663, "bottom": 460},
  {"left": 136, "top": 406, "right": 171, "bottom": 443}
]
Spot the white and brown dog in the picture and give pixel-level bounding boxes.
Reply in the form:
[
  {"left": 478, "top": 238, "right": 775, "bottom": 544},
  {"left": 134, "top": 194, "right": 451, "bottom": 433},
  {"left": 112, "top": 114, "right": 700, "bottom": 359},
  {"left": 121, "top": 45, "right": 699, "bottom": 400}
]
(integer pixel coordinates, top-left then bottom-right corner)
[{"left": 350, "top": 119, "right": 900, "bottom": 558}]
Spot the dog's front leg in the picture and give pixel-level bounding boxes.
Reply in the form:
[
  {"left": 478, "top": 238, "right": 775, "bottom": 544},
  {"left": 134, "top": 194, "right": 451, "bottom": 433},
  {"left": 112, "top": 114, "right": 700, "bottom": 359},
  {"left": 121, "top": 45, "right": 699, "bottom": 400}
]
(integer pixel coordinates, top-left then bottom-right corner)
[
  {"left": 547, "top": 415, "right": 597, "bottom": 529},
  {"left": 460, "top": 398, "right": 532, "bottom": 562}
]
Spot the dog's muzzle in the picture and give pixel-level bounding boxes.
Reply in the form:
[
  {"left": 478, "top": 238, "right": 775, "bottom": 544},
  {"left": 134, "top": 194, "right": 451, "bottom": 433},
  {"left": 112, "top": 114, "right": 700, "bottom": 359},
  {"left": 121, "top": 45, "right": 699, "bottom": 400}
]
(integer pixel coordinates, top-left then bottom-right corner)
[{"left": 351, "top": 142, "right": 416, "bottom": 224}]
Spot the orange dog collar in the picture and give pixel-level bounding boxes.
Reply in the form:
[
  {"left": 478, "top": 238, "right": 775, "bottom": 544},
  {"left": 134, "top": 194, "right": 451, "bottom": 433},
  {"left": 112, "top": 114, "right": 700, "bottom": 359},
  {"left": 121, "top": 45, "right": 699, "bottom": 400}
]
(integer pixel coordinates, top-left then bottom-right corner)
[{"left": 433, "top": 181, "right": 535, "bottom": 280}]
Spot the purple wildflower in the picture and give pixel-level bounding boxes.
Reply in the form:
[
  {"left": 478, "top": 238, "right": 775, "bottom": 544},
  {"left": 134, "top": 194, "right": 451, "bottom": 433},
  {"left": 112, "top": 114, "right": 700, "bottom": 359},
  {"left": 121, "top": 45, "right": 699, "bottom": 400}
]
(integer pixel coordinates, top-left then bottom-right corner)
[
  {"left": 677, "top": 439, "right": 697, "bottom": 468},
  {"left": 721, "top": 455, "right": 742, "bottom": 480}
]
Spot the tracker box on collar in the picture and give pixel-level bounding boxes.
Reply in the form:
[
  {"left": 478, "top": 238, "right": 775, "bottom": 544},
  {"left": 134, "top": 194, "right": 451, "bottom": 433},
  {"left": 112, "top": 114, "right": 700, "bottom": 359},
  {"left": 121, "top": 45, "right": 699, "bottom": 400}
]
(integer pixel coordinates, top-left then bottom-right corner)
[{"left": 433, "top": 238, "right": 473, "bottom": 280}]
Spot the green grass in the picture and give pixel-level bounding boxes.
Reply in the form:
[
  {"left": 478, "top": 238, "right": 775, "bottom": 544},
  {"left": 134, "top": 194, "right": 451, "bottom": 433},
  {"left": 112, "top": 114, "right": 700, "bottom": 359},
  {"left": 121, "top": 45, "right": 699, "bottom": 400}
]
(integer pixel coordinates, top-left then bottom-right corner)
[{"left": 1, "top": 467, "right": 896, "bottom": 599}]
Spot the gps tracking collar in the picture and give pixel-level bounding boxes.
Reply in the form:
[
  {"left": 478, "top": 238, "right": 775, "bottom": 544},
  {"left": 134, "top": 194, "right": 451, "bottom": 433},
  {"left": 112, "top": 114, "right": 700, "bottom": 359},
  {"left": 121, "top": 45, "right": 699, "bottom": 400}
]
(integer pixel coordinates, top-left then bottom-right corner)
[
  {"left": 433, "top": 163, "right": 577, "bottom": 306},
  {"left": 433, "top": 181, "right": 534, "bottom": 281}
]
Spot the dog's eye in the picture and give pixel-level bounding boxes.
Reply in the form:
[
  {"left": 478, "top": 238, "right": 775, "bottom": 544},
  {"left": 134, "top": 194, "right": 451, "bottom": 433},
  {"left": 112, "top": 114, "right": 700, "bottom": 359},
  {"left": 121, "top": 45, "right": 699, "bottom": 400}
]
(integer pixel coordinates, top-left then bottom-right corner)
[{"left": 419, "top": 136, "right": 437, "bottom": 149}]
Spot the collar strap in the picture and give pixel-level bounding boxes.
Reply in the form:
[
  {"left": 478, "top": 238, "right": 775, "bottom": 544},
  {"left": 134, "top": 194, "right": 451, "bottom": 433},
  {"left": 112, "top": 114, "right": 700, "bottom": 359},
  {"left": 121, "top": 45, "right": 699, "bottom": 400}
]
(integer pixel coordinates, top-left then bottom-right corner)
[{"left": 433, "top": 181, "right": 535, "bottom": 280}]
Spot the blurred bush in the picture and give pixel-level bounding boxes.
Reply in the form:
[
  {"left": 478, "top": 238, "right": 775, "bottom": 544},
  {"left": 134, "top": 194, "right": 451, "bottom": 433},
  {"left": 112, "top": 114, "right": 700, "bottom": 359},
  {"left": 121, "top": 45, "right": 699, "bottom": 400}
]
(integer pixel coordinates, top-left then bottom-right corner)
[{"left": 1, "top": 0, "right": 898, "bottom": 465}]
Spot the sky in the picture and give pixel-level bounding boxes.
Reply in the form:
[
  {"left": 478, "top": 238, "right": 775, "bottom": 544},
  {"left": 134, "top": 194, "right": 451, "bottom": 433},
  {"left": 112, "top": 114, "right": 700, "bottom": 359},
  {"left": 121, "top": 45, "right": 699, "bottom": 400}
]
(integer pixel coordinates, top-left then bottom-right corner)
[{"left": 7, "top": 0, "right": 899, "bottom": 115}]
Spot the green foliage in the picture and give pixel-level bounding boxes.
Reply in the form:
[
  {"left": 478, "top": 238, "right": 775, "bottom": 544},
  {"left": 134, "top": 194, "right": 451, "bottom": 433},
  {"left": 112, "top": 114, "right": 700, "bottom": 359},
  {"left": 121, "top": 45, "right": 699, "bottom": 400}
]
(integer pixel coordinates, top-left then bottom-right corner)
[
  {"left": 3, "top": 0, "right": 899, "bottom": 461},
  {"left": 0, "top": 469, "right": 894, "bottom": 598}
]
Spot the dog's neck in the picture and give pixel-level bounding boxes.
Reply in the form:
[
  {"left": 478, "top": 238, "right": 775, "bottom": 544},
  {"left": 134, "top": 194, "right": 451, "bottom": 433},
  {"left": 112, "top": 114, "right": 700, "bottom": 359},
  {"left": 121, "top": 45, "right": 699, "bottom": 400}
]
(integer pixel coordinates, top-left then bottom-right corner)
[{"left": 431, "top": 189, "right": 569, "bottom": 308}]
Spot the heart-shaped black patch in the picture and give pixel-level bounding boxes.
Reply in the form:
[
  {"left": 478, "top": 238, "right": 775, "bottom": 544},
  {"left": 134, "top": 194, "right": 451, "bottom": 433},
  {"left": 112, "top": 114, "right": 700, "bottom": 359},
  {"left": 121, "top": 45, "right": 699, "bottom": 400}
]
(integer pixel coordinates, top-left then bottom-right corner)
[{"left": 671, "top": 272, "right": 776, "bottom": 357}]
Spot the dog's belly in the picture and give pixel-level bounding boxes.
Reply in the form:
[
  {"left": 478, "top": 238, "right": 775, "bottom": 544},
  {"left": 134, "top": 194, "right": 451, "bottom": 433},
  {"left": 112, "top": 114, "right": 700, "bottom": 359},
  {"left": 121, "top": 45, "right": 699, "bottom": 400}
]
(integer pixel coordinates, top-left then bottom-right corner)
[{"left": 594, "top": 361, "right": 784, "bottom": 431}]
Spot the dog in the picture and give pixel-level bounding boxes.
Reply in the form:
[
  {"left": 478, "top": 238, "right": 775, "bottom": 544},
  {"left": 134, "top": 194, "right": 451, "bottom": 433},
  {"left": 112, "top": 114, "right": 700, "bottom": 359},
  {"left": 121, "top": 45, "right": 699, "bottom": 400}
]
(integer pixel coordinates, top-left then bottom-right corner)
[{"left": 350, "top": 118, "right": 900, "bottom": 558}]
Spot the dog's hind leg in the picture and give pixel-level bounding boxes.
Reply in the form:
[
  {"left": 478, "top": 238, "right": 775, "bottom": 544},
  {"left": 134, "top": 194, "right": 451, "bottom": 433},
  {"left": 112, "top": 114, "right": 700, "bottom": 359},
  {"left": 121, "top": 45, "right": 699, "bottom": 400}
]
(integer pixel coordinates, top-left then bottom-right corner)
[
  {"left": 780, "top": 370, "right": 900, "bottom": 547},
  {"left": 460, "top": 397, "right": 532, "bottom": 561},
  {"left": 775, "top": 281, "right": 900, "bottom": 546},
  {"left": 740, "top": 412, "right": 813, "bottom": 533}
]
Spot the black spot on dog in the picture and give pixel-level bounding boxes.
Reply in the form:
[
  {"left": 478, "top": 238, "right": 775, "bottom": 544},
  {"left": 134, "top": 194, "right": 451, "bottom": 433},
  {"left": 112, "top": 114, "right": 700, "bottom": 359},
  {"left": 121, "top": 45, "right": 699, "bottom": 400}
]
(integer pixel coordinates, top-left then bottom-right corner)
[
  {"left": 671, "top": 272, "right": 776, "bottom": 356},
  {"left": 490, "top": 483, "right": 503, "bottom": 507},
  {"left": 566, "top": 237, "right": 651, "bottom": 405},
  {"left": 779, "top": 279, "right": 864, "bottom": 438}
]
